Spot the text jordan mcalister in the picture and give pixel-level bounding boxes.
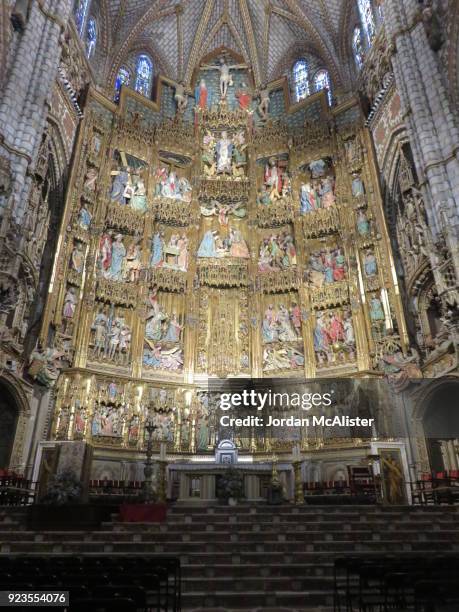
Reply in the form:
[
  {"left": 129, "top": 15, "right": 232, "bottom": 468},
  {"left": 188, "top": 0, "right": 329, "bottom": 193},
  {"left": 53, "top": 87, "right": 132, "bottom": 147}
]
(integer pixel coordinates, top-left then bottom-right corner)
[{"left": 220, "top": 415, "right": 375, "bottom": 427}]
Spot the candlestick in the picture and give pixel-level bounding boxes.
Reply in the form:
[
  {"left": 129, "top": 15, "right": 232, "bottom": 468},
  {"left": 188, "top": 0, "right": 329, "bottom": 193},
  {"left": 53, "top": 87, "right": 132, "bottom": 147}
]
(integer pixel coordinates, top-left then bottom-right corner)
[
  {"left": 142, "top": 419, "right": 157, "bottom": 503},
  {"left": 293, "top": 458, "right": 304, "bottom": 505},
  {"left": 292, "top": 444, "right": 301, "bottom": 461},
  {"left": 157, "top": 459, "right": 167, "bottom": 503}
]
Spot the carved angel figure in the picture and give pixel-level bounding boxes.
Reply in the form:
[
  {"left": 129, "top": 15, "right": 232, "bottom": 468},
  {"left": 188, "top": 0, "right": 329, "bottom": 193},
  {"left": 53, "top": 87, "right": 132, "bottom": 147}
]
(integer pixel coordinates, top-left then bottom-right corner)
[{"left": 174, "top": 81, "right": 189, "bottom": 113}]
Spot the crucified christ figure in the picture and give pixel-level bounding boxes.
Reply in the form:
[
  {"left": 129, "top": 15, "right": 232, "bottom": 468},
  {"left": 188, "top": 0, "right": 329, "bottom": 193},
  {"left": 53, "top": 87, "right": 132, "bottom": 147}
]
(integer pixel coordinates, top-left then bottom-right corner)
[{"left": 200, "top": 57, "right": 247, "bottom": 99}]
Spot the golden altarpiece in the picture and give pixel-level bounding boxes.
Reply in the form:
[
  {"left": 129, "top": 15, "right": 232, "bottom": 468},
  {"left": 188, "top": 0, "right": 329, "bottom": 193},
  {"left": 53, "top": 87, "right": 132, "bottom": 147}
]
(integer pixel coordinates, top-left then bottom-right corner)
[{"left": 36, "top": 61, "right": 409, "bottom": 478}]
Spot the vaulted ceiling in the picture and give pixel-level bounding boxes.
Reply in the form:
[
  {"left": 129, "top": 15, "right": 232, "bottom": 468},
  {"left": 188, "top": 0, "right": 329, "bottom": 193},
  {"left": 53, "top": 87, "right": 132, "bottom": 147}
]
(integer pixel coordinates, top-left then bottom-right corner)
[{"left": 97, "top": 0, "right": 356, "bottom": 89}]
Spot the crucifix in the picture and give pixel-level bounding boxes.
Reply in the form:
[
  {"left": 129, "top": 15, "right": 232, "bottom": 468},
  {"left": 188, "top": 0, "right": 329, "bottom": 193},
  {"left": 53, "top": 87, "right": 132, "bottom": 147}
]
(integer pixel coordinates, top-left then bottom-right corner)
[{"left": 200, "top": 57, "right": 248, "bottom": 99}]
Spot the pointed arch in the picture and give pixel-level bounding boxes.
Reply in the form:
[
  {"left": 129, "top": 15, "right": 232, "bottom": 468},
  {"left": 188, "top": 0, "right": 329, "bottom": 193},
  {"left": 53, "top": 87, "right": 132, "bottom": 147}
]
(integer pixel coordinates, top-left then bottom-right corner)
[{"left": 0, "top": 373, "right": 31, "bottom": 472}]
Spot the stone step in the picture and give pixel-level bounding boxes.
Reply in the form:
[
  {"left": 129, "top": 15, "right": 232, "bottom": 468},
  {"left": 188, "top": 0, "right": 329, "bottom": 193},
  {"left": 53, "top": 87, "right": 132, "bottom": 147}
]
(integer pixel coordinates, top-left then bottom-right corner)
[
  {"left": 101, "top": 529, "right": 459, "bottom": 542},
  {"left": 3, "top": 549, "right": 458, "bottom": 566},
  {"left": 15, "top": 521, "right": 459, "bottom": 534},
  {"left": 108, "top": 521, "right": 459, "bottom": 533},
  {"left": 0, "top": 525, "right": 448, "bottom": 542},
  {"left": 139, "top": 513, "right": 456, "bottom": 521},
  {"left": 0, "top": 520, "right": 454, "bottom": 538},
  {"left": 1, "top": 540, "right": 456, "bottom": 555},
  {"left": 105, "top": 514, "right": 458, "bottom": 527},
  {"left": 166, "top": 511, "right": 459, "bottom": 522},
  {"left": 1, "top": 529, "right": 457, "bottom": 545},
  {"left": 2, "top": 503, "right": 458, "bottom": 610},
  {"left": 182, "top": 576, "right": 333, "bottom": 593},
  {"left": 19, "top": 529, "right": 459, "bottom": 546},
  {"left": 181, "top": 563, "right": 334, "bottom": 579},
  {"left": 168, "top": 504, "right": 459, "bottom": 513},
  {"left": 118, "top": 541, "right": 456, "bottom": 554},
  {"left": 182, "top": 590, "right": 333, "bottom": 608},
  {"left": 103, "top": 518, "right": 459, "bottom": 533}
]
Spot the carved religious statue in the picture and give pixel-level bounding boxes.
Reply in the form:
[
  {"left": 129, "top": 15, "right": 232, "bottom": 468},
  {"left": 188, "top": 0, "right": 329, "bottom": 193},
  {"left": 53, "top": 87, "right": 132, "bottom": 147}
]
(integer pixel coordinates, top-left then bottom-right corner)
[
  {"left": 200, "top": 57, "right": 247, "bottom": 100},
  {"left": 235, "top": 82, "right": 252, "bottom": 111},
  {"left": 381, "top": 455, "right": 404, "bottom": 504},
  {"left": 195, "top": 79, "right": 211, "bottom": 110},
  {"left": 258, "top": 231, "right": 296, "bottom": 271},
  {"left": 28, "top": 345, "right": 66, "bottom": 387},
  {"left": 78, "top": 203, "right": 92, "bottom": 230},
  {"left": 43, "top": 44, "right": 414, "bottom": 463},
  {"left": 216, "top": 131, "right": 233, "bottom": 175},
  {"left": 197, "top": 227, "right": 249, "bottom": 259},
  {"left": 313, "top": 310, "right": 356, "bottom": 365},
  {"left": 62, "top": 287, "right": 78, "bottom": 332},
  {"left": 306, "top": 247, "right": 346, "bottom": 288},
  {"left": 264, "top": 158, "right": 283, "bottom": 200}
]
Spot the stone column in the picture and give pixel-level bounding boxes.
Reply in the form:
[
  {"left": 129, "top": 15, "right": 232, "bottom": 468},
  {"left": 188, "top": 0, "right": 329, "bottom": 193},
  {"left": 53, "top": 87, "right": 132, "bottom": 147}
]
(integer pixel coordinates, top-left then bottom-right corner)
[
  {"left": 0, "top": 0, "right": 73, "bottom": 222},
  {"left": 446, "top": 440, "right": 458, "bottom": 471},
  {"left": 244, "top": 473, "right": 261, "bottom": 500},
  {"left": 383, "top": 0, "right": 459, "bottom": 245},
  {"left": 179, "top": 472, "right": 188, "bottom": 500},
  {"left": 201, "top": 474, "right": 216, "bottom": 500}
]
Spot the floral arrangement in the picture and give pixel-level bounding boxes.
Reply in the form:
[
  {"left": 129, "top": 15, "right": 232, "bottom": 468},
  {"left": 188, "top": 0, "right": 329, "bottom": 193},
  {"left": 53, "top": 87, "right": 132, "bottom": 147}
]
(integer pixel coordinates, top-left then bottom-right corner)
[
  {"left": 216, "top": 467, "right": 245, "bottom": 501},
  {"left": 41, "top": 470, "right": 82, "bottom": 505}
]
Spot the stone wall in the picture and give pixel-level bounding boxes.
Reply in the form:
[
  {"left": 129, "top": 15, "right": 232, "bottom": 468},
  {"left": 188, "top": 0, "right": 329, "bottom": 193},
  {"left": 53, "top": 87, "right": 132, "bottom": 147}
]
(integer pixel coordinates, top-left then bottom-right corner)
[
  {"left": 0, "top": 1, "right": 81, "bottom": 476},
  {"left": 359, "top": 1, "right": 458, "bottom": 377},
  {"left": 0, "top": 0, "right": 73, "bottom": 221},
  {"left": 0, "top": 0, "right": 457, "bottom": 478},
  {"left": 0, "top": 1, "right": 14, "bottom": 89}
]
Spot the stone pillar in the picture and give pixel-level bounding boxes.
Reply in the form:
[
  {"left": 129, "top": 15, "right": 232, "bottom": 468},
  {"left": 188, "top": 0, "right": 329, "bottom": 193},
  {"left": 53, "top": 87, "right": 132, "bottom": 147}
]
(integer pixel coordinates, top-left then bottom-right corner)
[
  {"left": 201, "top": 474, "right": 216, "bottom": 500},
  {"left": 244, "top": 474, "right": 261, "bottom": 500},
  {"left": 446, "top": 441, "right": 458, "bottom": 471},
  {"left": 383, "top": 0, "right": 459, "bottom": 246},
  {"left": 0, "top": 0, "right": 72, "bottom": 222},
  {"left": 279, "top": 470, "right": 289, "bottom": 500},
  {"left": 179, "top": 472, "right": 188, "bottom": 500},
  {"left": 1, "top": 3, "right": 14, "bottom": 89}
]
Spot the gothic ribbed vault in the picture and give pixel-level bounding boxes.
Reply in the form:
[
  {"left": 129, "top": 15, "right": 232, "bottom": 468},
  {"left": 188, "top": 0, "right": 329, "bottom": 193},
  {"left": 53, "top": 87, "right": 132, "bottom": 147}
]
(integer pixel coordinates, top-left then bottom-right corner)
[{"left": 96, "top": 0, "right": 353, "bottom": 88}]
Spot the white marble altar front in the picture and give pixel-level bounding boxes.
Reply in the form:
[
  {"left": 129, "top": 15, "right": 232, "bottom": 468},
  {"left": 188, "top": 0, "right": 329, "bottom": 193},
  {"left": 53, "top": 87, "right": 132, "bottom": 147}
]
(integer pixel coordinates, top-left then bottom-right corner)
[{"left": 168, "top": 460, "right": 294, "bottom": 502}]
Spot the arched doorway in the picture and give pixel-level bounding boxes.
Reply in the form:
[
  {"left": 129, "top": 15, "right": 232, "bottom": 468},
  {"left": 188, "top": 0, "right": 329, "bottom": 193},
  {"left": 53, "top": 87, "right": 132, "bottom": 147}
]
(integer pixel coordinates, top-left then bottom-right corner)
[
  {"left": 0, "top": 382, "right": 20, "bottom": 469},
  {"left": 423, "top": 382, "right": 459, "bottom": 473}
]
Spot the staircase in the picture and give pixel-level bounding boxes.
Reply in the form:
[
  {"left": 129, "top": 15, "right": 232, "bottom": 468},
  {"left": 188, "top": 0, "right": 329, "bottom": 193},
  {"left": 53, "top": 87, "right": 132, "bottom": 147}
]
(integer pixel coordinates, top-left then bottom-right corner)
[{"left": 1, "top": 504, "right": 459, "bottom": 610}]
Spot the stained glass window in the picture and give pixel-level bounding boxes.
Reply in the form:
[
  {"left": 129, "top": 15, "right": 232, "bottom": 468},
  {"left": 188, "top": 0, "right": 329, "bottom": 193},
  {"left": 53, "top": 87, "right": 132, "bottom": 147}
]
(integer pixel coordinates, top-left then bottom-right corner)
[
  {"left": 74, "top": 0, "right": 90, "bottom": 37},
  {"left": 353, "top": 26, "right": 364, "bottom": 70},
  {"left": 314, "top": 69, "right": 332, "bottom": 105},
  {"left": 134, "top": 54, "right": 153, "bottom": 98},
  {"left": 293, "top": 59, "right": 310, "bottom": 102},
  {"left": 114, "top": 67, "right": 131, "bottom": 103},
  {"left": 86, "top": 17, "right": 97, "bottom": 59},
  {"left": 357, "top": 0, "right": 376, "bottom": 45}
]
